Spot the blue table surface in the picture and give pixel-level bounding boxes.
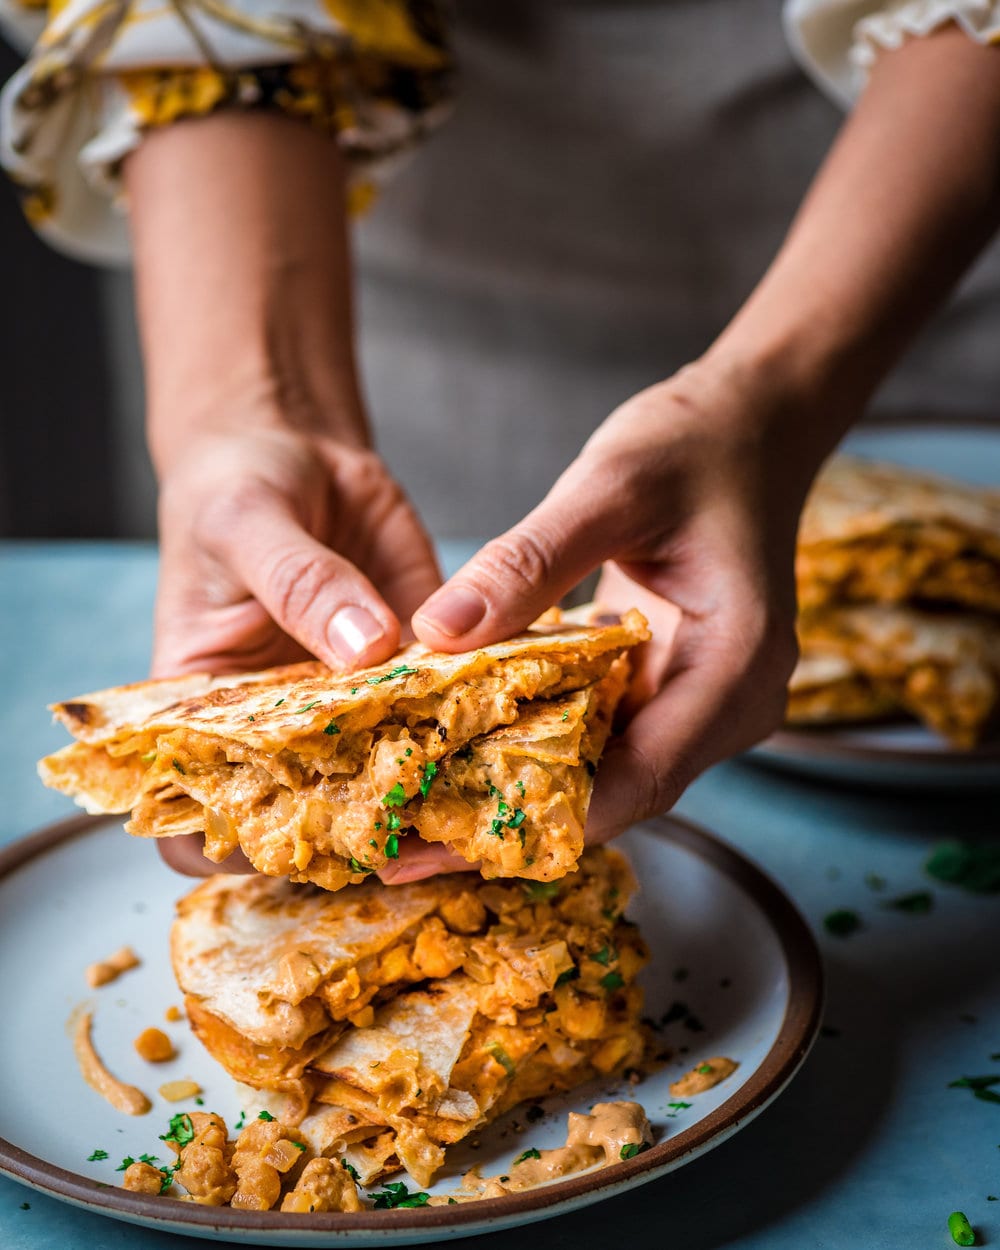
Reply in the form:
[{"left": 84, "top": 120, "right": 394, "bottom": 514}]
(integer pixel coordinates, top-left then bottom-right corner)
[{"left": 2, "top": 540, "right": 999, "bottom": 1250}]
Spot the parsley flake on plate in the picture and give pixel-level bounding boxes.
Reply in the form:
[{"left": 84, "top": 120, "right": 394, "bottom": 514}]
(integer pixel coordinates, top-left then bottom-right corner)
[
  {"left": 87, "top": 1149, "right": 108, "bottom": 1162},
  {"left": 823, "top": 909, "right": 861, "bottom": 938},
  {"left": 513, "top": 1148, "right": 541, "bottom": 1165}
]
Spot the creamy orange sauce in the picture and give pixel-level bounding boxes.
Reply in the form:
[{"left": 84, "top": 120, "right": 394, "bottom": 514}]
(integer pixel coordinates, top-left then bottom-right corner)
[
  {"left": 73, "top": 1009, "right": 151, "bottom": 1115},
  {"left": 86, "top": 945, "right": 140, "bottom": 988},
  {"left": 669, "top": 1056, "right": 739, "bottom": 1097},
  {"left": 447, "top": 1101, "right": 653, "bottom": 1200}
]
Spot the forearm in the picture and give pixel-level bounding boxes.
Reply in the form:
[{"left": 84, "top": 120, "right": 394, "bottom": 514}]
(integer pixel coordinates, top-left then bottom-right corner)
[
  {"left": 710, "top": 23, "right": 1000, "bottom": 453},
  {"left": 125, "top": 110, "right": 368, "bottom": 477}
]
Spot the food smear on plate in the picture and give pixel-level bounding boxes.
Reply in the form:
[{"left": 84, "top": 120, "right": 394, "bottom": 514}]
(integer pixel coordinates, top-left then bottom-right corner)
[
  {"left": 85, "top": 945, "right": 140, "bottom": 988},
  {"left": 38, "top": 608, "right": 649, "bottom": 889},
  {"left": 669, "top": 1056, "right": 739, "bottom": 1097},
  {"left": 116, "top": 1102, "right": 653, "bottom": 1208},
  {"left": 72, "top": 1008, "right": 151, "bottom": 1115},
  {"left": 787, "top": 456, "right": 1000, "bottom": 747},
  {"left": 452, "top": 1101, "right": 653, "bottom": 1199},
  {"left": 169, "top": 846, "right": 648, "bottom": 1187}
]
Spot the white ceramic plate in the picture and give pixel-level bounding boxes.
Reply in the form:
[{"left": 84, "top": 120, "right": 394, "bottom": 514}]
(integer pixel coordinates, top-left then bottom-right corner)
[
  {"left": 753, "top": 420, "right": 1000, "bottom": 791},
  {"left": 0, "top": 814, "right": 821, "bottom": 1246}
]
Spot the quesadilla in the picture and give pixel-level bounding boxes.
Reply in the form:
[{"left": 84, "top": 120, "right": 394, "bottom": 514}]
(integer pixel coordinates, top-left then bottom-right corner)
[
  {"left": 39, "top": 609, "right": 648, "bottom": 887},
  {"left": 171, "top": 846, "right": 648, "bottom": 1187},
  {"left": 797, "top": 456, "right": 1000, "bottom": 613},
  {"left": 788, "top": 604, "right": 1000, "bottom": 747}
]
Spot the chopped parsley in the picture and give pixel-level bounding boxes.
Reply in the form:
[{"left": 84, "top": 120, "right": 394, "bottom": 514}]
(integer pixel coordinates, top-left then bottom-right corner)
[
  {"left": 561, "top": 711, "right": 569, "bottom": 722},
  {"left": 881, "top": 890, "right": 933, "bottom": 914},
  {"left": 87, "top": 1149, "right": 108, "bottom": 1162},
  {"left": 523, "top": 881, "right": 559, "bottom": 902},
  {"left": 591, "top": 945, "right": 616, "bottom": 967},
  {"left": 949, "top": 1075, "right": 1000, "bottom": 1090},
  {"left": 513, "top": 1148, "right": 541, "bottom": 1165},
  {"left": 341, "top": 1158, "right": 360, "bottom": 1182},
  {"left": 372, "top": 1181, "right": 430, "bottom": 1209},
  {"left": 864, "top": 873, "right": 887, "bottom": 892},
  {"left": 171, "top": 759, "right": 185, "bottom": 775},
  {"left": 234, "top": 1110, "right": 246, "bottom": 1131},
  {"left": 926, "top": 840, "right": 1000, "bottom": 893},
  {"left": 297, "top": 700, "right": 320, "bottom": 713},
  {"left": 387, "top": 812, "right": 402, "bottom": 831},
  {"left": 381, "top": 782, "right": 407, "bottom": 809},
  {"left": 600, "top": 971, "right": 625, "bottom": 992},
  {"left": 486, "top": 1041, "right": 516, "bottom": 1076},
  {"left": 140, "top": 750, "right": 157, "bottom": 764},
  {"left": 369, "top": 838, "right": 378, "bottom": 848},
  {"left": 515, "top": 780, "right": 525, "bottom": 796},
  {"left": 246, "top": 715, "right": 255, "bottom": 723},
  {"left": 292, "top": 1141, "right": 307, "bottom": 1152},
  {"left": 419, "top": 760, "right": 439, "bottom": 797},
  {"left": 385, "top": 834, "right": 400, "bottom": 859},
  {"left": 619, "top": 1143, "right": 642, "bottom": 1160},
  {"left": 525, "top": 1105, "right": 545, "bottom": 1123},
  {"left": 366, "top": 664, "right": 419, "bottom": 687},
  {"left": 823, "top": 909, "right": 861, "bottom": 938},
  {"left": 667, "top": 1101, "right": 692, "bottom": 1114},
  {"left": 697, "top": 1063, "right": 713, "bottom": 1075},
  {"left": 488, "top": 784, "right": 502, "bottom": 799},
  {"left": 159, "top": 1113, "right": 195, "bottom": 1149},
  {"left": 255, "top": 1110, "right": 275, "bottom": 1122},
  {"left": 350, "top": 858, "right": 375, "bottom": 875},
  {"left": 323, "top": 720, "right": 340, "bottom": 735},
  {"left": 274, "top": 698, "right": 285, "bottom": 707},
  {"left": 555, "top": 966, "right": 579, "bottom": 986},
  {"left": 116, "top": 1156, "right": 135, "bottom": 1172}
]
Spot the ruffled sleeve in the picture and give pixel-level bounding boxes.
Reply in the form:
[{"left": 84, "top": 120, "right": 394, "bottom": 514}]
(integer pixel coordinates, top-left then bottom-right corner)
[
  {"left": 0, "top": 0, "right": 454, "bottom": 262},
  {"left": 784, "top": 0, "right": 1000, "bottom": 106}
]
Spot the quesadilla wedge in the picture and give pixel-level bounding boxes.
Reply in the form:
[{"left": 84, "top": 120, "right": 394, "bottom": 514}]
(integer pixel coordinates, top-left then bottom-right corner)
[
  {"left": 171, "top": 846, "right": 648, "bottom": 1187},
  {"left": 788, "top": 604, "right": 1000, "bottom": 747},
  {"left": 39, "top": 609, "right": 648, "bottom": 887},
  {"left": 797, "top": 456, "right": 1000, "bottom": 613}
]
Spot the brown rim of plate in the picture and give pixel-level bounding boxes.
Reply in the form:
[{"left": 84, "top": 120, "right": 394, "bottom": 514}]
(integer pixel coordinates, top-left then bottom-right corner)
[
  {"left": 0, "top": 812, "right": 824, "bottom": 1236},
  {"left": 761, "top": 727, "right": 1000, "bottom": 769}
]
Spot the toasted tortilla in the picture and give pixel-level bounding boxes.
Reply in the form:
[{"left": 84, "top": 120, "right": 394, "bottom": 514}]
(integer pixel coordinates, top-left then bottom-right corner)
[
  {"left": 788, "top": 604, "right": 1000, "bottom": 747},
  {"left": 39, "top": 609, "right": 648, "bottom": 887},
  {"left": 171, "top": 847, "right": 647, "bottom": 1187},
  {"left": 797, "top": 456, "right": 1000, "bottom": 613}
]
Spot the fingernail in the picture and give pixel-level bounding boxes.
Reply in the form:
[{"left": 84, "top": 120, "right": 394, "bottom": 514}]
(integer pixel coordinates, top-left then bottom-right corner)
[
  {"left": 328, "top": 605, "right": 384, "bottom": 663},
  {"left": 418, "top": 587, "right": 486, "bottom": 638}
]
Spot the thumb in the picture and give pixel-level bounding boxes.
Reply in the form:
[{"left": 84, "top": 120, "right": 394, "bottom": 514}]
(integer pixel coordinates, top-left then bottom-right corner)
[{"left": 412, "top": 488, "right": 617, "bottom": 651}]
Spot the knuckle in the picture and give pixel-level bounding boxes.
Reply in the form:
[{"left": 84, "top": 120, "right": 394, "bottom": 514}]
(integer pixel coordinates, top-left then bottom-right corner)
[
  {"left": 619, "top": 739, "right": 690, "bottom": 822},
  {"left": 477, "top": 528, "right": 557, "bottom": 598},
  {"left": 263, "top": 547, "right": 338, "bottom": 631}
]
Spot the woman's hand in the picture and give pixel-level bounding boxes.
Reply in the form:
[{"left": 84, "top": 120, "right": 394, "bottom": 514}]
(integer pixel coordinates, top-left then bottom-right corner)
[
  {"left": 376, "top": 352, "right": 815, "bottom": 876},
  {"left": 153, "top": 423, "right": 441, "bottom": 678}
]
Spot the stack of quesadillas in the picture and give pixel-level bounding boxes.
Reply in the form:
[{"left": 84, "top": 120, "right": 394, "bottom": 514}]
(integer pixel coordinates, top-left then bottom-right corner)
[
  {"left": 171, "top": 846, "right": 647, "bottom": 1187},
  {"left": 789, "top": 457, "right": 1000, "bottom": 746},
  {"left": 39, "top": 609, "right": 648, "bottom": 886}
]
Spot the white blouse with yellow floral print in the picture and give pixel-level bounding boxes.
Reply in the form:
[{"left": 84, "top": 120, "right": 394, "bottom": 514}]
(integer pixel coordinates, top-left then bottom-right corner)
[{"left": 1, "top": 0, "right": 998, "bottom": 263}]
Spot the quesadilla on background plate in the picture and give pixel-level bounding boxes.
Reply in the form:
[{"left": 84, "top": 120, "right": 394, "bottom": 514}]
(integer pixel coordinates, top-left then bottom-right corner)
[
  {"left": 39, "top": 609, "right": 648, "bottom": 887},
  {"left": 797, "top": 456, "right": 1000, "bottom": 613},
  {"left": 788, "top": 604, "right": 1000, "bottom": 747},
  {"left": 171, "top": 846, "right": 648, "bottom": 1186}
]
